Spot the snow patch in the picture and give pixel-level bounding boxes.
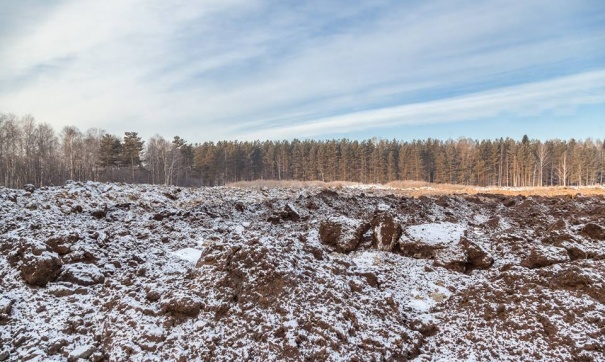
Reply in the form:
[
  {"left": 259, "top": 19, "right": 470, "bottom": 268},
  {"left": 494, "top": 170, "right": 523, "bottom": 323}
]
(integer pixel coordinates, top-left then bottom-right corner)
[
  {"left": 377, "top": 202, "right": 390, "bottom": 211},
  {"left": 351, "top": 251, "right": 381, "bottom": 267},
  {"left": 171, "top": 248, "right": 204, "bottom": 264},
  {"left": 406, "top": 222, "right": 465, "bottom": 245},
  {"left": 408, "top": 297, "right": 432, "bottom": 312}
]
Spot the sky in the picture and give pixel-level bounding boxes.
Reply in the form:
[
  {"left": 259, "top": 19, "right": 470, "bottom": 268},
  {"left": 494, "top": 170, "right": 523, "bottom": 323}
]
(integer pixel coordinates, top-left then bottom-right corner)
[{"left": 1, "top": 0, "right": 604, "bottom": 142}]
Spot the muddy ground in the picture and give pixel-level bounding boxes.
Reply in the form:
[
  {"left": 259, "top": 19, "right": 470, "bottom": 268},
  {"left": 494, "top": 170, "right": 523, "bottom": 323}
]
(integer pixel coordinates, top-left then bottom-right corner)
[{"left": 0, "top": 182, "right": 604, "bottom": 361}]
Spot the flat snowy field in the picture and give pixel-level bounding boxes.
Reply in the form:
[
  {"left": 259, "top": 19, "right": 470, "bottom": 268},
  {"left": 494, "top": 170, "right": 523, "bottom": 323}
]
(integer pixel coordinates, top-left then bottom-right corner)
[{"left": 1, "top": 182, "right": 604, "bottom": 361}]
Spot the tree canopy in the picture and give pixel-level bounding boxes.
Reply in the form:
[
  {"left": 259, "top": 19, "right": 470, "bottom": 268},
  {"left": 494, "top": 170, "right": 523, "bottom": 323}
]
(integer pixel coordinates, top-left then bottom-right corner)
[{"left": 1, "top": 112, "right": 604, "bottom": 188}]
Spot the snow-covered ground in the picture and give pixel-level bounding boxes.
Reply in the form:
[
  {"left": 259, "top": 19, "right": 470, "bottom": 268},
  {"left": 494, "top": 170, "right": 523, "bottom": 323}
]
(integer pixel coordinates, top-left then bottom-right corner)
[{"left": 0, "top": 182, "right": 604, "bottom": 361}]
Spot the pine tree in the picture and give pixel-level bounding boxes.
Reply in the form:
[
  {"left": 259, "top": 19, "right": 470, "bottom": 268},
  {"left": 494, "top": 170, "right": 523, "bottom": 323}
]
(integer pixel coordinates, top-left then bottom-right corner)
[
  {"left": 99, "top": 134, "right": 122, "bottom": 181},
  {"left": 122, "top": 132, "right": 144, "bottom": 182}
]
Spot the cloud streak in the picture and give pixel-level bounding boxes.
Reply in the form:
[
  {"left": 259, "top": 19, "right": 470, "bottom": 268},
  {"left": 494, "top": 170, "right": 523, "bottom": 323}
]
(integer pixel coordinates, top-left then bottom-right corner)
[{"left": 234, "top": 70, "right": 605, "bottom": 140}]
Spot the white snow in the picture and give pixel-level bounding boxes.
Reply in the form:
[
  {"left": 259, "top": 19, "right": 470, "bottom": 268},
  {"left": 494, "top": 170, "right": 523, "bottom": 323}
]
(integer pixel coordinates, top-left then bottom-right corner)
[
  {"left": 351, "top": 251, "right": 380, "bottom": 267},
  {"left": 68, "top": 344, "right": 94, "bottom": 359},
  {"left": 405, "top": 222, "right": 465, "bottom": 245},
  {"left": 171, "top": 248, "right": 204, "bottom": 264},
  {"left": 286, "top": 203, "right": 298, "bottom": 215},
  {"left": 408, "top": 297, "right": 432, "bottom": 312},
  {"left": 1, "top": 181, "right": 603, "bottom": 362},
  {"left": 377, "top": 202, "right": 390, "bottom": 211},
  {"left": 62, "top": 263, "right": 104, "bottom": 284},
  {"left": 283, "top": 319, "right": 298, "bottom": 328}
]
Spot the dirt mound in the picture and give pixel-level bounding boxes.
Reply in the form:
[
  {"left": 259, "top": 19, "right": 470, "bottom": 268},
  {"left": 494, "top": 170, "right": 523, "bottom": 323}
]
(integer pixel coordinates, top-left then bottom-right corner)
[
  {"left": 3, "top": 238, "right": 64, "bottom": 287},
  {"left": 371, "top": 213, "right": 402, "bottom": 251},
  {"left": 520, "top": 245, "right": 570, "bottom": 269},
  {"left": 1, "top": 181, "right": 604, "bottom": 361},
  {"left": 428, "top": 262, "right": 605, "bottom": 361},
  {"left": 195, "top": 237, "right": 421, "bottom": 360},
  {"left": 461, "top": 238, "right": 493, "bottom": 269},
  {"left": 318, "top": 216, "right": 369, "bottom": 252},
  {"left": 582, "top": 223, "right": 605, "bottom": 240}
]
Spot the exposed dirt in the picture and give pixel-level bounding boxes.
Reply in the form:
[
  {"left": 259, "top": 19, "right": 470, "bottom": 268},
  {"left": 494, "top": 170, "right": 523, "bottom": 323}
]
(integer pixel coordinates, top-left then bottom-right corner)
[{"left": 0, "top": 182, "right": 604, "bottom": 361}]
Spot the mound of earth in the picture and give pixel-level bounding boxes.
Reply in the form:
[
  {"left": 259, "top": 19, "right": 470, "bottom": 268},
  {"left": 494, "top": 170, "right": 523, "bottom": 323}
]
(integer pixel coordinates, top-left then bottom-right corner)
[{"left": 0, "top": 182, "right": 604, "bottom": 361}]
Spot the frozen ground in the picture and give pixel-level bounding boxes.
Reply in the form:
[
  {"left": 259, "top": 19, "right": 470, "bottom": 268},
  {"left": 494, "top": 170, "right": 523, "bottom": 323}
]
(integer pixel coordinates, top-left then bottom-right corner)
[{"left": 0, "top": 182, "right": 604, "bottom": 361}]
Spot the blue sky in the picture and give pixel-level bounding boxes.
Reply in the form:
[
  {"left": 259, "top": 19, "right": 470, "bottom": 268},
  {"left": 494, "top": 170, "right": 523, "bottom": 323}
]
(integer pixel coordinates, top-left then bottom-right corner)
[{"left": 0, "top": 0, "right": 604, "bottom": 142}]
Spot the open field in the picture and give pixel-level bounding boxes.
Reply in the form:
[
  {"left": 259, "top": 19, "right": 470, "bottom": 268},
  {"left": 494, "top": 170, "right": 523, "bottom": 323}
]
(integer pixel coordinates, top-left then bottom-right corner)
[
  {"left": 1, "top": 182, "right": 604, "bottom": 361},
  {"left": 229, "top": 179, "right": 605, "bottom": 197}
]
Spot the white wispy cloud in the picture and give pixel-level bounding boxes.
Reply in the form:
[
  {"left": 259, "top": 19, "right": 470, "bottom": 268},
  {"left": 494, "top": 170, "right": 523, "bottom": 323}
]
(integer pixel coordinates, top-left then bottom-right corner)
[
  {"left": 0, "top": 0, "right": 603, "bottom": 140},
  {"left": 234, "top": 70, "right": 605, "bottom": 140}
]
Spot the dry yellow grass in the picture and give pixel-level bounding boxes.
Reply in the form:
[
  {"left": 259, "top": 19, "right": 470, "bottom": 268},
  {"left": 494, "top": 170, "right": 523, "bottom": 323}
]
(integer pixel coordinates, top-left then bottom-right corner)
[
  {"left": 385, "top": 180, "right": 432, "bottom": 188},
  {"left": 470, "top": 186, "right": 605, "bottom": 198},
  {"left": 389, "top": 183, "right": 605, "bottom": 197},
  {"left": 226, "top": 179, "right": 605, "bottom": 198},
  {"left": 226, "top": 180, "right": 361, "bottom": 189}
]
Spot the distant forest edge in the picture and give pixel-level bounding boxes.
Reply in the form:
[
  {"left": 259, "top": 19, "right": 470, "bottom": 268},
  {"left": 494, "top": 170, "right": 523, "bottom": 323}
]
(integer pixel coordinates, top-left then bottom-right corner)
[{"left": 1, "top": 113, "right": 605, "bottom": 189}]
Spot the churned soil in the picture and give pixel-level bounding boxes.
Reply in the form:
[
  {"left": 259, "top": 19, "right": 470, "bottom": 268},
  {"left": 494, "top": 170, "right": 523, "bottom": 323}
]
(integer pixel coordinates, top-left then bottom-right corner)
[{"left": 0, "top": 182, "right": 604, "bottom": 361}]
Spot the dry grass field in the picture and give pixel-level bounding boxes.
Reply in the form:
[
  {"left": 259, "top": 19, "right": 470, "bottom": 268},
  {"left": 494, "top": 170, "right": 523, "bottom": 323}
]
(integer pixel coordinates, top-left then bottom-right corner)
[{"left": 227, "top": 179, "right": 605, "bottom": 198}]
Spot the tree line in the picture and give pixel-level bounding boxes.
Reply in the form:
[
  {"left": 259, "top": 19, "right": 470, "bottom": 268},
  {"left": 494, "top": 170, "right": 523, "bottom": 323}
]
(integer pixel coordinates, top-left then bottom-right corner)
[{"left": 1, "top": 112, "right": 604, "bottom": 189}]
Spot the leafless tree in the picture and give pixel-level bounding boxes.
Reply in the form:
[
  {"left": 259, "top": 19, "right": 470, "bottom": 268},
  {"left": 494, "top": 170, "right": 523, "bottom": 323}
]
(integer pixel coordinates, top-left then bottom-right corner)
[
  {"left": 535, "top": 142, "right": 549, "bottom": 187},
  {"left": 60, "top": 126, "right": 83, "bottom": 181}
]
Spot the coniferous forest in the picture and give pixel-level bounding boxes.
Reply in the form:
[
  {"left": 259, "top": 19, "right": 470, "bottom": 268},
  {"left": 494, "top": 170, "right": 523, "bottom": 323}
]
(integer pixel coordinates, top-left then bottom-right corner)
[{"left": 1, "top": 113, "right": 604, "bottom": 188}]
